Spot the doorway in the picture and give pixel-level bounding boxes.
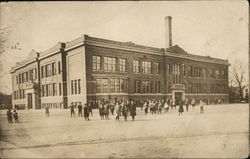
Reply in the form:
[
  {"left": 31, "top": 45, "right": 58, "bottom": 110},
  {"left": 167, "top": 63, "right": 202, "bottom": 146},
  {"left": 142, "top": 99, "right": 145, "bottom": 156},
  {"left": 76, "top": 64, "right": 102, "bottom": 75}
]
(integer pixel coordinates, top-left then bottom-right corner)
[
  {"left": 27, "top": 93, "right": 33, "bottom": 109},
  {"left": 175, "top": 92, "right": 182, "bottom": 105}
]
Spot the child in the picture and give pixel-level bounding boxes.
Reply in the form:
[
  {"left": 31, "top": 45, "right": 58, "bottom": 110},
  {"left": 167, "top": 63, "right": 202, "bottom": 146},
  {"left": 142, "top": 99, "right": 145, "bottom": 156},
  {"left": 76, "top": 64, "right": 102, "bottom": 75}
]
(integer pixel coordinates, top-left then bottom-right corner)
[
  {"left": 13, "top": 110, "right": 19, "bottom": 123},
  {"left": 200, "top": 100, "right": 204, "bottom": 114}
]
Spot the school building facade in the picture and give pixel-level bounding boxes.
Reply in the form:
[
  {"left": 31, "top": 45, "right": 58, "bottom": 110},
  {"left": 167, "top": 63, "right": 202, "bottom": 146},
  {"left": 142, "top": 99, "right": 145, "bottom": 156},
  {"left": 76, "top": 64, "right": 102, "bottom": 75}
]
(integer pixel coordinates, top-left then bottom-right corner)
[{"left": 10, "top": 16, "right": 229, "bottom": 109}]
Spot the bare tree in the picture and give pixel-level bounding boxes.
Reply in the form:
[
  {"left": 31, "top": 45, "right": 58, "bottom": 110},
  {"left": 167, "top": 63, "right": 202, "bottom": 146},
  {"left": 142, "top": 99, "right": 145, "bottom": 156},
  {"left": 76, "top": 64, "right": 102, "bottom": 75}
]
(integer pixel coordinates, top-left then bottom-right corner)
[
  {"left": 0, "top": 26, "right": 22, "bottom": 55},
  {"left": 229, "top": 60, "right": 248, "bottom": 99}
]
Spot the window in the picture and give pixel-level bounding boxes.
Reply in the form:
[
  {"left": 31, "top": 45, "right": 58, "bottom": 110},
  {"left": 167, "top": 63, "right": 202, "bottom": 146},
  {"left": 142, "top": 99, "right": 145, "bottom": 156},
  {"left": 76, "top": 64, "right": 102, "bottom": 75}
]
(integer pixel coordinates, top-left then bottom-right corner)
[
  {"left": 120, "top": 79, "right": 125, "bottom": 93},
  {"left": 198, "top": 68, "right": 201, "bottom": 77},
  {"left": 96, "top": 79, "right": 102, "bottom": 93},
  {"left": 134, "top": 80, "right": 140, "bottom": 93},
  {"left": 58, "top": 61, "right": 61, "bottom": 74},
  {"left": 45, "top": 64, "right": 51, "bottom": 77},
  {"left": 34, "top": 68, "right": 37, "bottom": 79},
  {"left": 183, "top": 65, "right": 186, "bottom": 76},
  {"left": 211, "top": 69, "right": 215, "bottom": 78},
  {"left": 167, "top": 64, "right": 171, "bottom": 74},
  {"left": 78, "top": 79, "right": 81, "bottom": 94},
  {"left": 42, "top": 85, "right": 45, "bottom": 97},
  {"left": 198, "top": 83, "right": 201, "bottom": 93},
  {"left": 104, "top": 57, "right": 116, "bottom": 71},
  {"left": 142, "top": 61, "right": 152, "bottom": 74},
  {"left": 184, "top": 83, "right": 187, "bottom": 93},
  {"left": 110, "top": 79, "right": 115, "bottom": 92},
  {"left": 18, "top": 74, "right": 21, "bottom": 83},
  {"left": 41, "top": 66, "right": 44, "bottom": 78},
  {"left": 173, "top": 64, "right": 180, "bottom": 84},
  {"left": 155, "top": 62, "right": 160, "bottom": 74},
  {"left": 210, "top": 84, "right": 214, "bottom": 94},
  {"left": 102, "top": 79, "right": 108, "bottom": 93},
  {"left": 16, "top": 75, "right": 18, "bottom": 84},
  {"left": 189, "top": 83, "right": 193, "bottom": 94},
  {"left": 155, "top": 81, "right": 160, "bottom": 93},
  {"left": 22, "top": 73, "right": 25, "bottom": 83},
  {"left": 19, "top": 90, "right": 21, "bottom": 99},
  {"left": 16, "top": 91, "right": 18, "bottom": 99},
  {"left": 187, "top": 66, "right": 191, "bottom": 77},
  {"left": 46, "top": 84, "right": 52, "bottom": 96},
  {"left": 215, "top": 70, "right": 220, "bottom": 79},
  {"left": 201, "top": 68, "right": 206, "bottom": 78},
  {"left": 29, "top": 70, "right": 33, "bottom": 81},
  {"left": 29, "top": 68, "right": 37, "bottom": 81},
  {"left": 46, "top": 85, "right": 48, "bottom": 97},
  {"left": 53, "top": 83, "right": 57, "bottom": 96},
  {"left": 221, "top": 70, "right": 225, "bottom": 79},
  {"left": 113, "top": 79, "right": 119, "bottom": 93},
  {"left": 71, "top": 80, "right": 74, "bottom": 95},
  {"left": 96, "top": 78, "right": 127, "bottom": 93},
  {"left": 168, "top": 82, "right": 171, "bottom": 93},
  {"left": 26, "top": 72, "right": 29, "bottom": 82},
  {"left": 92, "top": 56, "right": 101, "bottom": 70},
  {"left": 119, "top": 58, "right": 126, "bottom": 72},
  {"left": 74, "top": 80, "right": 77, "bottom": 94},
  {"left": 142, "top": 81, "right": 152, "bottom": 93},
  {"left": 59, "top": 83, "right": 62, "bottom": 96},
  {"left": 133, "top": 60, "right": 140, "bottom": 73},
  {"left": 52, "top": 62, "right": 56, "bottom": 76}
]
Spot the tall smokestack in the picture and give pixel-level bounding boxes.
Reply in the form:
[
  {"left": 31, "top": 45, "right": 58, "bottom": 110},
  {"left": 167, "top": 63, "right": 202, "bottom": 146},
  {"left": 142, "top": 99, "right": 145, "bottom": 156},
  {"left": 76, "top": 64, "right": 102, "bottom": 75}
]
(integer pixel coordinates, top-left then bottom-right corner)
[{"left": 165, "top": 16, "right": 172, "bottom": 48}]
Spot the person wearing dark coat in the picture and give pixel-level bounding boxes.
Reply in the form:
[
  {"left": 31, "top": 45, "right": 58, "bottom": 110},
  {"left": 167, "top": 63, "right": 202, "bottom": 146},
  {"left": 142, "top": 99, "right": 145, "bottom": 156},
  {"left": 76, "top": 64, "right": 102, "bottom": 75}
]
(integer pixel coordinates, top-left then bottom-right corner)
[
  {"left": 130, "top": 101, "right": 136, "bottom": 121},
  {"left": 114, "top": 102, "right": 121, "bottom": 121},
  {"left": 122, "top": 104, "right": 128, "bottom": 121},
  {"left": 98, "top": 101, "right": 103, "bottom": 120},
  {"left": 110, "top": 101, "right": 115, "bottom": 115},
  {"left": 185, "top": 98, "right": 189, "bottom": 112},
  {"left": 7, "top": 109, "right": 13, "bottom": 123},
  {"left": 104, "top": 103, "right": 109, "bottom": 120},
  {"left": 78, "top": 102, "right": 83, "bottom": 117},
  {"left": 84, "top": 104, "right": 90, "bottom": 120},
  {"left": 88, "top": 101, "right": 93, "bottom": 116},
  {"left": 13, "top": 110, "right": 19, "bottom": 123},
  {"left": 69, "top": 103, "right": 75, "bottom": 117},
  {"left": 45, "top": 105, "right": 50, "bottom": 117},
  {"left": 178, "top": 100, "right": 184, "bottom": 115}
]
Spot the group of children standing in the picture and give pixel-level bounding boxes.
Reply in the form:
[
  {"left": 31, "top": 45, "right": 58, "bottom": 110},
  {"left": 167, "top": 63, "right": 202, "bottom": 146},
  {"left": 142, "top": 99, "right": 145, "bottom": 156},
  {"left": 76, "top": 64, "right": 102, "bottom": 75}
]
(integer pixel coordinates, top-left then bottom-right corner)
[
  {"left": 142, "top": 98, "right": 205, "bottom": 116},
  {"left": 6, "top": 108, "right": 19, "bottom": 123},
  {"left": 68, "top": 102, "right": 93, "bottom": 120},
  {"left": 98, "top": 100, "right": 137, "bottom": 122}
]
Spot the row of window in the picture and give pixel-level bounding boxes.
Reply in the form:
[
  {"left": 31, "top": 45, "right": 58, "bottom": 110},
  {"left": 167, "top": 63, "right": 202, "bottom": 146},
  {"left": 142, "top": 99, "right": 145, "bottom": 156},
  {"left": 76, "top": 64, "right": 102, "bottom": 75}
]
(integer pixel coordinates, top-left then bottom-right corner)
[
  {"left": 165, "top": 83, "right": 227, "bottom": 94},
  {"left": 71, "top": 79, "right": 81, "bottom": 95},
  {"left": 167, "top": 64, "right": 226, "bottom": 79},
  {"left": 13, "top": 90, "right": 25, "bottom": 100},
  {"left": 41, "top": 83, "right": 61, "bottom": 97},
  {"left": 41, "top": 61, "right": 61, "bottom": 78},
  {"left": 134, "top": 81, "right": 161, "bottom": 93},
  {"left": 92, "top": 56, "right": 160, "bottom": 74},
  {"left": 16, "top": 68, "right": 37, "bottom": 84},
  {"left": 15, "top": 61, "right": 62, "bottom": 84},
  {"left": 96, "top": 78, "right": 128, "bottom": 93}
]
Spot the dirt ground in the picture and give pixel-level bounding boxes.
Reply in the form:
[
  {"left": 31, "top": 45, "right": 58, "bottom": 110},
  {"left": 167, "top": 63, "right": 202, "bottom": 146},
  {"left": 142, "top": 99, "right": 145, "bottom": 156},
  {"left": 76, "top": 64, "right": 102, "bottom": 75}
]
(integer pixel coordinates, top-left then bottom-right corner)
[{"left": 0, "top": 103, "right": 249, "bottom": 158}]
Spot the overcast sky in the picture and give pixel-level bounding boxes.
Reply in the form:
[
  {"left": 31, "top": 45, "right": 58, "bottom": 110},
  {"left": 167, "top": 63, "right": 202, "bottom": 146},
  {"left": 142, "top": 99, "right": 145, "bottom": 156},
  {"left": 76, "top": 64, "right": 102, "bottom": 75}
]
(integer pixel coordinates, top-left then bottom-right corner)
[{"left": 0, "top": 1, "right": 248, "bottom": 94}]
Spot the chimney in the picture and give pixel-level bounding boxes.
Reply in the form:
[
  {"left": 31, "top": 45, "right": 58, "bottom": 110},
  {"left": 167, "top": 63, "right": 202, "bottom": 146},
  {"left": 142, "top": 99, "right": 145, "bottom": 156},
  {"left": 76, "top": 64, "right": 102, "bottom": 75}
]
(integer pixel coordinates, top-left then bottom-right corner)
[{"left": 165, "top": 16, "right": 172, "bottom": 48}]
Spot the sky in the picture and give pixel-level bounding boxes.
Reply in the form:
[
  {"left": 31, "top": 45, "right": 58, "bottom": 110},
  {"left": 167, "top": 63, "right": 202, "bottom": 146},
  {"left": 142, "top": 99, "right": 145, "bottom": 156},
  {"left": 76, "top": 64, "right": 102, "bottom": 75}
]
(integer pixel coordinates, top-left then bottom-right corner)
[{"left": 0, "top": 1, "right": 248, "bottom": 94}]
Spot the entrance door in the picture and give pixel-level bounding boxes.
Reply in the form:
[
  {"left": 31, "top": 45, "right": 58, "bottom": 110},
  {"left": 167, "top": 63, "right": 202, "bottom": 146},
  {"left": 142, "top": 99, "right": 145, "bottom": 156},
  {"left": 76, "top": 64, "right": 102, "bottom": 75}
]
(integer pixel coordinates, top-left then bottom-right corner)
[
  {"left": 27, "top": 93, "right": 33, "bottom": 109},
  {"left": 175, "top": 92, "right": 182, "bottom": 105}
]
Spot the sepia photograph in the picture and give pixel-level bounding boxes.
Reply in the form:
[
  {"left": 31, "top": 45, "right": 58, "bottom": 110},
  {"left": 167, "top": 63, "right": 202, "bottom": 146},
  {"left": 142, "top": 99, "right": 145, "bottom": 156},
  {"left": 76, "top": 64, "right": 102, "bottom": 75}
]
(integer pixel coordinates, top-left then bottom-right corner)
[{"left": 0, "top": 1, "right": 249, "bottom": 158}]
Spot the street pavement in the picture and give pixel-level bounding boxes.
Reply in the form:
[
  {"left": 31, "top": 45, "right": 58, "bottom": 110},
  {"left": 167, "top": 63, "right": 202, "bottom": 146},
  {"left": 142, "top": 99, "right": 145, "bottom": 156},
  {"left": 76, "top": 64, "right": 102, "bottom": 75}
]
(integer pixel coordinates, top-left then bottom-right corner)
[{"left": 0, "top": 103, "right": 249, "bottom": 158}]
